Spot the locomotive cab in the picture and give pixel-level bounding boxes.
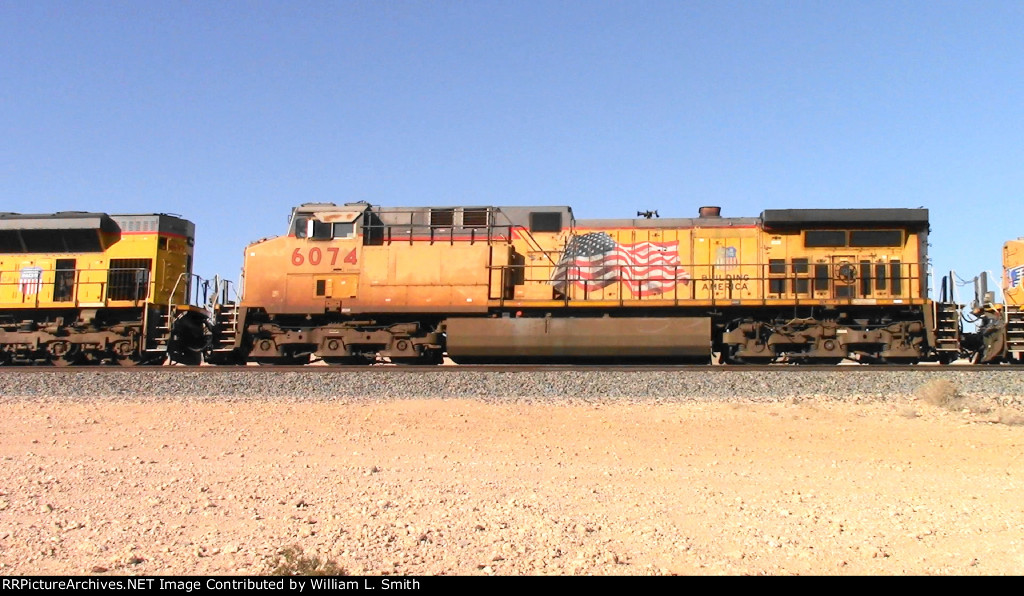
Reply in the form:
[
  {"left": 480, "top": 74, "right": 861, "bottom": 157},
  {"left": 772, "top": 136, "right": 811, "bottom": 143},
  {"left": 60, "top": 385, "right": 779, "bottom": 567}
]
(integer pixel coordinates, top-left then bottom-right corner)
[{"left": 290, "top": 204, "right": 362, "bottom": 243}]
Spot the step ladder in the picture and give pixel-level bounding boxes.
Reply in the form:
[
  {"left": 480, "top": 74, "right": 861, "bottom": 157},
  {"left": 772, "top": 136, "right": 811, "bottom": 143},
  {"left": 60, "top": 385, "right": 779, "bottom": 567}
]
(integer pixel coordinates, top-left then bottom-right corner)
[
  {"left": 210, "top": 302, "right": 240, "bottom": 358},
  {"left": 142, "top": 305, "right": 174, "bottom": 355},
  {"left": 1006, "top": 305, "right": 1024, "bottom": 359},
  {"left": 932, "top": 301, "right": 961, "bottom": 357},
  {"left": 150, "top": 310, "right": 173, "bottom": 352}
]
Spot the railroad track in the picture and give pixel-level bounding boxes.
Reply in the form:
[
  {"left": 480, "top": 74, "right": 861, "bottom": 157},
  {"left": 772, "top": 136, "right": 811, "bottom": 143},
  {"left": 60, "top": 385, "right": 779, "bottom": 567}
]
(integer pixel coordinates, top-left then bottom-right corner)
[{"left": 1, "top": 363, "right": 1022, "bottom": 373}]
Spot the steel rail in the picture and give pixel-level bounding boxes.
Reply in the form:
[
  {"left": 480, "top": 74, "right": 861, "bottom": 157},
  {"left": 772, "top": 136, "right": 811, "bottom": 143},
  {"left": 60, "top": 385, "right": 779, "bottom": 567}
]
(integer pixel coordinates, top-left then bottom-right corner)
[{"left": 0, "top": 364, "right": 1020, "bottom": 374}]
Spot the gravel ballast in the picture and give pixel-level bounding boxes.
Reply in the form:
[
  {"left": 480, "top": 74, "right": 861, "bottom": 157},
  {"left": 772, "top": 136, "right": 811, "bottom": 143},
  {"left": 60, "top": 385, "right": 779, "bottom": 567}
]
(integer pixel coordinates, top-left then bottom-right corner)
[{"left": 2, "top": 369, "right": 1024, "bottom": 403}]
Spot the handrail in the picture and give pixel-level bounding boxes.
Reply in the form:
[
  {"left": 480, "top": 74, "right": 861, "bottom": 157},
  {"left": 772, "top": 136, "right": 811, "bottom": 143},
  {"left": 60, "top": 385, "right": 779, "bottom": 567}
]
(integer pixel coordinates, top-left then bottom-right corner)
[
  {"left": 0, "top": 266, "right": 156, "bottom": 307},
  {"left": 167, "top": 272, "right": 237, "bottom": 315},
  {"left": 511, "top": 260, "right": 928, "bottom": 305}
]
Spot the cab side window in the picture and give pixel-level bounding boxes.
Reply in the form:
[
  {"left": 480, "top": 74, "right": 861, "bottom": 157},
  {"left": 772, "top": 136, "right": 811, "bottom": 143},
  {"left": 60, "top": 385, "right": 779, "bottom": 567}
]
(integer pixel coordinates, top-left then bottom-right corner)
[
  {"left": 311, "top": 220, "right": 332, "bottom": 240},
  {"left": 295, "top": 216, "right": 358, "bottom": 240},
  {"left": 333, "top": 222, "right": 355, "bottom": 239}
]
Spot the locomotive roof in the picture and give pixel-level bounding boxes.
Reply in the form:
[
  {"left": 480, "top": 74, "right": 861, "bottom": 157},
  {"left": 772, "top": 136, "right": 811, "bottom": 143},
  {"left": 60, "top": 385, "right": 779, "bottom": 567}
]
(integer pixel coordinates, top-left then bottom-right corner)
[
  {"left": 291, "top": 203, "right": 579, "bottom": 233},
  {"left": 575, "top": 216, "right": 760, "bottom": 228},
  {"left": 0, "top": 211, "right": 193, "bottom": 231},
  {"left": 288, "top": 203, "right": 931, "bottom": 233},
  {"left": 761, "top": 208, "right": 929, "bottom": 230},
  {"left": 581, "top": 208, "right": 928, "bottom": 230},
  {"left": 0, "top": 212, "right": 195, "bottom": 254},
  {"left": 0, "top": 211, "right": 120, "bottom": 233}
]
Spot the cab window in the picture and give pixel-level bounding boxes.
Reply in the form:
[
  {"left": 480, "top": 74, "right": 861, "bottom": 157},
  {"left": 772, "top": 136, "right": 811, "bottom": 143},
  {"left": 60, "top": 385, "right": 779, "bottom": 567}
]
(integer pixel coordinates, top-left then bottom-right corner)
[
  {"left": 294, "top": 216, "right": 308, "bottom": 238},
  {"left": 311, "top": 220, "right": 332, "bottom": 240},
  {"left": 297, "top": 216, "right": 358, "bottom": 240},
  {"left": 333, "top": 222, "right": 356, "bottom": 239}
]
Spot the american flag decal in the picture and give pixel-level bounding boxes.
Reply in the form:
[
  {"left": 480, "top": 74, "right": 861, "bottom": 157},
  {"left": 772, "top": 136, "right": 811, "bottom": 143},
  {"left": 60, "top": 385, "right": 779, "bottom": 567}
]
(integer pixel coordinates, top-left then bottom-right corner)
[
  {"left": 550, "top": 232, "right": 690, "bottom": 297},
  {"left": 714, "top": 246, "right": 739, "bottom": 271}
]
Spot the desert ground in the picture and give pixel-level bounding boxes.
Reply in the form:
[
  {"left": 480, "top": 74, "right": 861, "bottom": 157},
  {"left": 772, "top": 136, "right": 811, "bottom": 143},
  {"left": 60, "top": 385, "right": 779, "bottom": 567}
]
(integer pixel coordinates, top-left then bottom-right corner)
[{"left": 2, "top": 396, "right": 1023, "bottom": 575}]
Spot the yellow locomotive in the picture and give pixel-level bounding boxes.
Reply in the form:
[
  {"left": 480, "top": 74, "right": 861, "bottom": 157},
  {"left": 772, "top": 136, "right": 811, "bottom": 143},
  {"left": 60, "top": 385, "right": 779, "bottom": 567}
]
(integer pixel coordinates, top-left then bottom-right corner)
[
  {"left": 0, "top": 211, "right": 201, "bottom": 365},
  {"left": 230, "top": 202, "right": 952, "bottom": 364},
  {"left": 965, "top": 237, "right": 1024, "bottom": 363}
]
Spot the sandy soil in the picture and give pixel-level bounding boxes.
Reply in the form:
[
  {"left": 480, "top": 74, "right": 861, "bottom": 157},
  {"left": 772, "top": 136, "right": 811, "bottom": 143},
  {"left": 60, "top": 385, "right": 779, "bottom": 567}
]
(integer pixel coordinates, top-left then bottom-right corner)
[{"left": 2, "top": 397, "right": 1023, "bottom": 575}]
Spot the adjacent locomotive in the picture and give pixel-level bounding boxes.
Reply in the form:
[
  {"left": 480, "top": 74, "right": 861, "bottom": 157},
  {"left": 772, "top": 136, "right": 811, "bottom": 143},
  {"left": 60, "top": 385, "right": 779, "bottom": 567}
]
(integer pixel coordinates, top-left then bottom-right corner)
[
  {"left": 0, "top": 211, "right": 199, "bottom": 365},
  {"left": 964, "top": 237, "right": 1024, "bottom": 364},
  {"left": 223, "top": 202, "right": 954, "bottom": 365}
]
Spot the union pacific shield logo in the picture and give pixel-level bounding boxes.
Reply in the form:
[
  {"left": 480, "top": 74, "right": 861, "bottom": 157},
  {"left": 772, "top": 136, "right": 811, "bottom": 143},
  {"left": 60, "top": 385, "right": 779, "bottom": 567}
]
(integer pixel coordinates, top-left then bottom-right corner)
[
  {"left": 19, "top": 267, "right": 42, "bottom": 296},
  {"left": 1008, "top": 265, "right": 1024, "bottom": 290},
  {"left": 714, "top": 246, "right": 739, "bottom": 271}
]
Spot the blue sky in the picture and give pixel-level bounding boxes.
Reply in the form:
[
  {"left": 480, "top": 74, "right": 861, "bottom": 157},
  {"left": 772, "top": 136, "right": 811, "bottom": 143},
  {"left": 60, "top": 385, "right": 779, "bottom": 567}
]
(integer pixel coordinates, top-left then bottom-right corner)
[{"left": 2, "top": 1, "right": 1022, "bottom": 303}]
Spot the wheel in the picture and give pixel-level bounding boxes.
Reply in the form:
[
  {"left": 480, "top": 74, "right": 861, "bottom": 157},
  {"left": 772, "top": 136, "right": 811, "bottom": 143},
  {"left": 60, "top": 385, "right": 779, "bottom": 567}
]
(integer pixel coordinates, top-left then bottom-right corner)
[
  {"left": 111, "top": 339, "right": 141, "bottom": 366},
  {"left": 721, "top": 347, "right": 773, "bottom": 365},
  {"left": 50, "top": 353, "right": 80, "bottom": 367},
  {"left": 391, "top": 349, "right": 444, "bottom": 366},
  {"left": 720, "top": 338, "right": 775, "bottom": 365},
  {"left": 48, "top": 341, "right": 82, "bottom": 367}
]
